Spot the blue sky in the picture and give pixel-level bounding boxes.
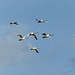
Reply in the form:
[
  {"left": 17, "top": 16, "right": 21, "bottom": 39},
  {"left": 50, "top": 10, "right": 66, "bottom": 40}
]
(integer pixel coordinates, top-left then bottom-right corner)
[{"left": 0, "top": 0, "right": 75, "bottom": 75}]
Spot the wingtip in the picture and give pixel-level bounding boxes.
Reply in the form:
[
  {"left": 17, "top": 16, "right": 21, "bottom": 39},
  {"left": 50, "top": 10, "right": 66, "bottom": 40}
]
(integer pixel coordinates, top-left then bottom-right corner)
[
  {"left": 36, "top": 39, "right": 38, "bottom": 40},
  {"left": 37, "top": 52, "right": 39, "bottom": 53}
]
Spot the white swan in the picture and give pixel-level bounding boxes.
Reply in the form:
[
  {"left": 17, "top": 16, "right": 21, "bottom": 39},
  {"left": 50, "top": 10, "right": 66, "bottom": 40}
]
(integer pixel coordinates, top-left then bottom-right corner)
[
  {"left": 9, "top": 22, "right": 18, "bottom": 25},
  {"left": 41, "top": 33, "right": 54, "bottom": 38},
  {"left": 16, "top": 34, "right": 29, "bottom": 41},
  {"left": 36, "top": 19, "right": 47, "bottom": 23},
  {"left": 27, "top": 32, "right": 38, "bottom": 40},
  {"left": 31, "top": 47, "right": 40, "bottom": 53}
]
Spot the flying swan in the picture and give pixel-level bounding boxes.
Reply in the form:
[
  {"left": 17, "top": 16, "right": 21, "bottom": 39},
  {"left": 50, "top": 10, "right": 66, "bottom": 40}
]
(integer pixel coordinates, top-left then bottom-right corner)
[
  {"left": 36, "top": 19, "right": 47, "bottom": 23},
  {"left": 9, "top": 22, "right": 18, "bottom": 25},
  {"left": 41, "top": 33, "right": 54, "bottom": 38},
  {"left": 16, "top": 34, "right": 29, "bottom": 41},
  {"left": 30, "top": 47, "right": 40, "bottom": 53},
  {"left": 27, "top": 32, "right": 38, "bottom": 40}
]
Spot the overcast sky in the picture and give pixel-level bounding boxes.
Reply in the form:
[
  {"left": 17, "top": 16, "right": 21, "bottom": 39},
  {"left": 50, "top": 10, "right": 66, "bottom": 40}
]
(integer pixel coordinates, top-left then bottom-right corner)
[{"left": 0, "top": 0, "right": 75, "bottom": 75}]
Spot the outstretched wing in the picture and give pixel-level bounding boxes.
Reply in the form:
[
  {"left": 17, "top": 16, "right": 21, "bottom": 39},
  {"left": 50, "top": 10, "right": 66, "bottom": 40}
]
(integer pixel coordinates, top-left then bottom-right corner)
[
  {"left": 9, "top": 22, "right": 18, "bottom": 25},
  {"left": 35, "top": 49, "right": 39, "bottom": 53},
  {"left": 41, "top": 33, "right": 46, "bottom": 35},
  {"left": 36, "top": 19, "right": 39, "bottom": 21},
  {"left": 17, "top": 34, "right": 23, "bottom": 38},
  {"left": 27, "top": 32, "right": 34, "bottom": 36},
  {"left": 32, "top": 34, "right": 38, "bottom": 40},
  {"left": 9, "top": 22, "right": 14, "bottom": 24},
  {"left": 14, "top": 22, "right": 18, "bottom": 25}
]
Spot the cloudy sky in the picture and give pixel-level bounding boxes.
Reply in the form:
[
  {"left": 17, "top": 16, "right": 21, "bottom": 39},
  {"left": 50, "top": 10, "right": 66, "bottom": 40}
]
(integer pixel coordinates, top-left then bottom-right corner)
[{"left": 0, "top": 0, "right": 75, "bottom": 75}]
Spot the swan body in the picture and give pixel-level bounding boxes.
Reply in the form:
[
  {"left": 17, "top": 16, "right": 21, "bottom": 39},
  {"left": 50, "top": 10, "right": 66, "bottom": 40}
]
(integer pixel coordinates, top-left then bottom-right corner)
[
  {"left": 9, "top": 22, "right": 18, "bottom": 25},
  {"left": 36, "top": 19, "right": 47, "bottom": 23},
  {"left": 27, "top": 32, "right": 38, "bottom": 40},
  {"left": 31, "top": 47, "right": 40, "bottom": 53},
  {"left": 41, "top": 33, "right": 54, "bottom": 38},
  {"left": 17, "top": 34, "right": 29, "bottom": 41}
]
